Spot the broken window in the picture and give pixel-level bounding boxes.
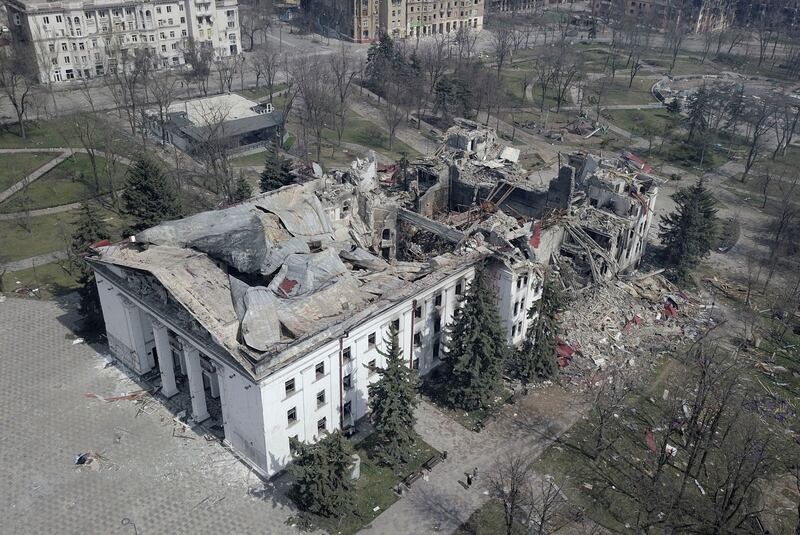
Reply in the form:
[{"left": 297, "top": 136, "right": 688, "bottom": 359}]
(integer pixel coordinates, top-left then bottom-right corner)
[
  {"left": 455, "top": 281, "right": 463, "bottom": 295},
  {"left": 317, "top": 417, "right": 326, "bottom": 432},
  {"left": 368, "top": 332, "right": 376, "bottom": 348},
  {"left": 433, "top": 341, "right": 440, "bottom": 359},
  {"left": 382, "top": 228, "right": 391, "bottom": 240},
  {"left": 414, "top": 305, "right": 422, "bottom": 318},
  {"left": 434, "top": 293, "right": 442, "bottom": 307},
  {"left": 285, "top": 378, "right": 295, "bottom": 395},
  {"left": 434, "top": 317, "right": 441, "bottom": 334},
  {"left": 414, "top": 332, "right": 422, "bottom": 346},
  {"left": 412, "top": 358, "right": 420, "bottom": 370},
  {"left": 368, "top": 359, "right": 377, "bottom": 374},
  {"left": 343, "top": 402, "right": 352, "bottom": 418},
  {"left": 392, "top": 318, "right": 400, "bottom": 331},
  {"left": 342, "top": 347, "right": 352, "bottom": 362},
  {"left": 287, "top": 407, "right": 297, "bottom": 425},
  {"left": 315, "top": 362, "right": 325, "bottom": 379},
  {"left": 316, "top": 390, "right": 326, "bottom": 407},
  {"left": 343, "top": 374, "right": 352, "bottom": 390}
]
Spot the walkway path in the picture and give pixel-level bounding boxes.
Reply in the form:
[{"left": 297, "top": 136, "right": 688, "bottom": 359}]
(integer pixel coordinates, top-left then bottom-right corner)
[
  {"left": 2, "top": 251, "right": 69, "bottom": 273},
  {"left": 360, "top": 388, "right": 586, "bottom": 534},
  {"left": 0, "top": 150, "right": 72, "bottom": 204},
  {"left": 0, "top": 200, "right": 85, "bottom": 221}
]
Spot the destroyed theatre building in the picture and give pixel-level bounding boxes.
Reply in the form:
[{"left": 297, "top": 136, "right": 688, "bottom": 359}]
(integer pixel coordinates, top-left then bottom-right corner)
[{"left": 87, "top": 120, "right": 658, "bottom": 478}]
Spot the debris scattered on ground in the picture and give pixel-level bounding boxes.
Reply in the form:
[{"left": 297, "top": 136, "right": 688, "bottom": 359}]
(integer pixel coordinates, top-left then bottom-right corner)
[
  {"left": 71, "top": 338, "right": 85, "bottom": 345},
  {"left": 84, "top": 388, "right": 155, "bottom": 402}
]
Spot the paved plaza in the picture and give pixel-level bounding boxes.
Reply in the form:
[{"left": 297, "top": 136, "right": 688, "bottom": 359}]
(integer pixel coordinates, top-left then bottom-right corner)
[{"left": 0, "top": 297, "right": 301, "bottom": 535}]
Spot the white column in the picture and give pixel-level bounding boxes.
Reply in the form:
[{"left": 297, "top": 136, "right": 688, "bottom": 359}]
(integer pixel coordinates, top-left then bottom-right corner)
[
  {"left": 120, "top": 296, "right": 153, "bottom": 374},
  {"left": 209, "top": 371, "right": 220, "bottom": 399},
  {"left": 151, "top": 320, "right": 178, "bottom": 398},
  {"left": 184, "top": 345, "right": 210, "bottom": 423}
]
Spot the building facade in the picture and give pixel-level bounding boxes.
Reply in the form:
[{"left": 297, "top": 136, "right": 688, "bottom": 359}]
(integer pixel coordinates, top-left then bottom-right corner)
[
  {"left": 320, "top": 0, "right": 483, "bottom": 42},
  {"left": 591, "top": 0, "right": 734, "bottom": 32},
  {"left": 88, "top": 123, "right": 658, "bottom": 479},
  {"left": 3, "top": 0, "right": 241, "bottom": 83}
]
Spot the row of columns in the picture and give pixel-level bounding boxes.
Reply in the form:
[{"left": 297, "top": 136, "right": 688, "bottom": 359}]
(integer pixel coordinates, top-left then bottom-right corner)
[{"left": 152, "top": 319, "right": 210, "bottom": 423}]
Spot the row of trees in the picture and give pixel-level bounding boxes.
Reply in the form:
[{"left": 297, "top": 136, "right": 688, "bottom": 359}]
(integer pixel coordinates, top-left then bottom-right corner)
[{"left": 288, "top": 265, "right": 567, "bottom": 519}]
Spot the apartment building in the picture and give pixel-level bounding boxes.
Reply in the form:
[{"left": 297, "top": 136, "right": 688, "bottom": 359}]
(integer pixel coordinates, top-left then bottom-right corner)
[
  {"left": 591, "top": 0, "right": 734, "bottom": 32},
  {"left": 321, "top": 0, "right": 482, "bottom": 42},
  {"left": 3, "top": 0, "right": 241, "bottom": 83}
]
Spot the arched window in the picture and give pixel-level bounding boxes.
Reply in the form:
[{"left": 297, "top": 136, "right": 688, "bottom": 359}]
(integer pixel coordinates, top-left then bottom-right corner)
[
  {"left": 74, "top": 17, "right": 80, "bottom": 24},
  {"left": 382, "top": 228, "right": 391, "bottom": 240}
]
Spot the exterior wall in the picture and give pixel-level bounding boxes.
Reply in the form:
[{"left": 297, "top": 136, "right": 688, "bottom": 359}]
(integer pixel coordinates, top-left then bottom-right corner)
[
  {"left": 217, "top": 360, "right": 268, "bottom": 474},
  {"left": 405, "top": 0, "right": 483, "bottom": 39},
  {"left": 258, "top": 265, "right": 476, "bottom": 477},
  {"left": 4, "top": 0, "right": 240, "bottom": 83},
  {"left": 486, "top": 259, "right": 540, "bottom": 346}
]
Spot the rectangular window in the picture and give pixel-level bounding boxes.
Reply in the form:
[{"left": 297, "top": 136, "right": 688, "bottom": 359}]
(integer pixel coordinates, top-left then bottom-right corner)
[
  {"left": 289, "top": 435, "right": 299, "bottom": 453},
  {"left": 455, "top": 281, "right": 463, "bottom": 295},
  {"left": 343, "top": 374, "right": 352, "bottom": 391},
  {"left": 315, "top": 361, "right": 324, "bottom": 379},
  {"left": 342, "top": 347, "right": 352, "bottom": 362},
  {"left": 48, "top": 43, "right": 55, "bottom": 52},
  {"left": 434, "top": 293, "right": 442, "bottom": 307},
  {"left": 167, "top": 5, "right": 172, "bottom": 12},
  {"left": 368, "top": 359, "right": 377, "bottom": 374},
  {"left": 412, "top": 358, "right": 420, "bottom": 370},
  {"left": 343, "top": 401, "right": 352, "bottom": 418},
  {"left": 180, "top": 16, "right": 186, "bottom": 23},
  {"left": 415, "top": 305, "right": 422, "bottom": 318},
  {"left": 368, "top": 333, "right": 376, "bottom": 348},
  {"left": 287, "top": 407, "right": 297, "bottom": 425},
  {"left": 414, "top": 332, "right": 421, "bottom": 346},
  {"left": 392, "top": 318, "right": 400, "bottom": 331},
  {"left": 316, "top": 390, "right": 326, "bottom": 407},
  {"left": 56, "top": 15, "right": 63, "bottom": 23},
  {"left": 433, "top": 341, "right": 440, "bottom": 358},
  {"left": 61, "top": 42, "right": 68, "bottom": 51},
  {"left": 317, "top": 417, "right": 326, "bottom": 432},
  {"left": 43, "top": 16, "right": 50, "bottom": 24},
  {"left": 285, "top": 378, "right": 295, "bottom": 395}
]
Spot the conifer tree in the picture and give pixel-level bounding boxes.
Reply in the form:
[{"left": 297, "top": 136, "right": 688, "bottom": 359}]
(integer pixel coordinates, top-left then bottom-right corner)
[
  {"left": 121, "top": 155, "right": 181, "bottom": 233},
  {"left": 368, "top": 325, "right": 419, "bottom": 468},
  {"left": 71, "top": 203, "right": 110, "bottom": 337},
  {"left": 441, "top": 267, "right": 508, "bottom": 411},
  {"left": 666, "top": 98, "right": 681, "bottom": 115},
  {"left": 259, "top": 143, "right": 294, "bottom": 192},
  {"left": 288, "top": 431, "right": 355, "bottom": 518},
  {"left": 659, "top": 180, "right": 720, "bottom": 279},
  {"left": 686, "top": 85, "right": 709, "bottom": 141},
  {"left": 231, "top": 175, "right": 252, "bottom": 203},
  {"left": 516, "top": 272, "right": 563, "bottom": 384}
]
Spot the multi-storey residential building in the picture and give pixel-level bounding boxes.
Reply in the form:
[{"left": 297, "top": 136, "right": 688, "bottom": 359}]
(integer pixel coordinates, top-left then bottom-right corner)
[
  {"left": 3, "top": 0, "right": 240, "bottom": 83},
  {"left": 591, "top": 0, "right": 734, "bottom": 32},
  {"left": 320, "top": 0, "right": 482, "bottom": 42}
]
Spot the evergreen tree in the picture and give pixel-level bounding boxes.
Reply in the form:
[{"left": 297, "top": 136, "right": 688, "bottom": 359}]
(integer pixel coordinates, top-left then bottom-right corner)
[
  {"left": 288, "top": 431, "right": 355, "bottom": 518},
  {"left": 259, "top": 144, "right": 294, "bottom": 192},
  {"left": 666, "top": 98, "right": 682, "bottom": 115},
  {"left": 121, "top": 155, "right": 181, "bottom": 233},
  {"left": 686, "top": 85, "right": 709, "bottom": 141},
  {"left": 516, "top": 272, "right": 563, "bottom": 384},
  {"left": 71, "top": 204, "right": 111, "bottom": 337},
  {"left": 231, "top": 174, "right": 252, "bottom": 203},
  {"left": 368, "top": 325, "right": 419, "bottom": 468},
  {"left": 70, "top": 203, "right": 110, "bottom": 260},
  {"left": 441, "top": 267, "right": 508, "bottom": 411},
  {"left": 365, "top": 34, "right": 397, "bottom": 90},
  {"left": 659, "top": 180, "right": 720, "bottom": 279}
]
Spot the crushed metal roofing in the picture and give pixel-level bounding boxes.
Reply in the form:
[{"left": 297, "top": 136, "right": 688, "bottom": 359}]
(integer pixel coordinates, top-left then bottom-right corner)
[{"left": 92, "top": 180, "right": 484, "bottom": 381}]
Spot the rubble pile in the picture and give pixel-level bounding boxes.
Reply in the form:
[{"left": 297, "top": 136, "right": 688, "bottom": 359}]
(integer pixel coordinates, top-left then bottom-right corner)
[{"left": 557, "top": 272, "right": 714, "bottom": 388}]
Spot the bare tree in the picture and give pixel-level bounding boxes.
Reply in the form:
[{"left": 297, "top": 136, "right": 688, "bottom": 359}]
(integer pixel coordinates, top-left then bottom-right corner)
[
  {"left": 0, "top": 42, "right": 38, "bottom": 139},
  {"left": 328, "top": 45, "right": 358, "bottom": 147},
  {"left": 150, "top": 71, "right": 179, "bottom": 144},
  {"left": 213, "top": 52, "right": 242, "bottom": 93},
  {"left": 487, "top": 452, "right": 534, "bottom": 535},
  {"left": 252, "top": 46, "right": 281, "bottom": 101},
  {"left": 741, "top": 98, "right": 776, "bottom": 182},
  {"left": 238, "top": 0, "right": 272, "bottom": 51},
  {"left": 419, "top": 34, "right": 450, "bottom": 113},
  {"left": 104, "top": 46, "right": 153, "bottom": 136},
  {"left": 491, "top": 26, "right": 515, "bottom": 76},
  {"left": 453, "top": 25, "right": 478, "bottom": 67},
  {"left": 293, "top": 58, "right": 335, "bottom": 161},
  {"left": 380, "top": 78, "right": 407, "bottom": 151},
  {"left": 182, "top": 38, "right": 214, "bottom": 96}
]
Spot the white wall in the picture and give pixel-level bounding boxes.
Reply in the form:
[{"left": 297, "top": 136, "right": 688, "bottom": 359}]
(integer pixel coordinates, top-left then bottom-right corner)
[{"left": 216, "top": 361, "right": 268, "bottom": 474}]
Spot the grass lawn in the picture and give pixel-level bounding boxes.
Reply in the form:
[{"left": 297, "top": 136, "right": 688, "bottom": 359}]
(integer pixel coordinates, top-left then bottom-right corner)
[
  {"left": 0, "top": 118, "right": 87, "bottom": 149},
  {"left": 236, "top": 82, "right": 289, "bottom": 102},
  {"left": 0, "top": 154, "right": 127, "bottom": 213},
  {"left": 297, "top": 433, "right": 439, "bottom": 535},
  {"left": 602, "top": 76, "right": 657, "bottom": 106},
  {"left": 1, "top": 261, "right": 81, "bottom": 299},
  {"left": 0, "top": 152, "right": 59, "bottom": 192},
  {"left": 317, "top": 117, "right": 421, "bottom": 165},
  {"left": 643, "top": 55, "right": 721, "bottom": 76},
  {"left": 0, "top": 207, "right": 126, "bottom": 262},
  {"left": 455, "top": 500, "right": 519, "bottom": 535},
  {"left": 605, "top": 108, "right": 671, "bottom": 136}
]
